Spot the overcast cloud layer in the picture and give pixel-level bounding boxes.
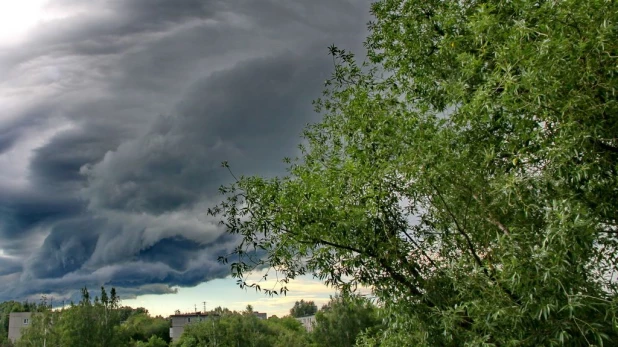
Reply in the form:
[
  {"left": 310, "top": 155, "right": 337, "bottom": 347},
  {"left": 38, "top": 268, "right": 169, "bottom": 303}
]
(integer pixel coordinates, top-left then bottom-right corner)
[{"left": 0, "top": 0, "right": 371, "bottom": 301}]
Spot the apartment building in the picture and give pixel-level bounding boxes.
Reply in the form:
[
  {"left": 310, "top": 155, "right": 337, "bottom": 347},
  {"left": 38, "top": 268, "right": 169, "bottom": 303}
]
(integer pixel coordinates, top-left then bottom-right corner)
[
  {"left": 295, "top": 315, "right": 316, "bottom": 332},
  {"left": 169, "top": 312, "right": 219, "bottom": 341},
  {"left": 8, "top": 312, "right": 32, "bottom": 342}
]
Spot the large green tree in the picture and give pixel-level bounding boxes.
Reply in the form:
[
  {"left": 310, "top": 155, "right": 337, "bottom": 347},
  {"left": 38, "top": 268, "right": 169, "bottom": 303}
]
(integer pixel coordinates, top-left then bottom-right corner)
[
  {"left": 122, "top": 313, "right": 171, "bottom": 345},
  {"left": 289, "top": 300, "right": 318, "bottom": 318},
  {"left": 312, "top": 295, "right": 381, "bottom": 347},
  {"left": 210, "top": 0, "right": 618, "bottom": 345}
]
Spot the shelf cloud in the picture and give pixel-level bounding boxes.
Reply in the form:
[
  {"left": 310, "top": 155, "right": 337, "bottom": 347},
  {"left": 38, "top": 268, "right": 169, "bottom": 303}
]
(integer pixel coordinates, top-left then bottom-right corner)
[{"left": 0, "top": 0, "right": 371, "bottom": 301}]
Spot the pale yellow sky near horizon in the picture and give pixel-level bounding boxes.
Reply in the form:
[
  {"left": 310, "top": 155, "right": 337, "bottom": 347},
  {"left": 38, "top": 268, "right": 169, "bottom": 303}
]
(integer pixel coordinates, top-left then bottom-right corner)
[{"left": 122, "top": 274, "right": 347, "bottom": 318}]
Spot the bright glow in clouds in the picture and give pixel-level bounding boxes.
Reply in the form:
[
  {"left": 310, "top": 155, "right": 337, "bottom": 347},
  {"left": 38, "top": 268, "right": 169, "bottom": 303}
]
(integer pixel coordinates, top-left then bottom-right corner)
[{"left": 0, "top": 1, "right": 45, "bottom": 45}]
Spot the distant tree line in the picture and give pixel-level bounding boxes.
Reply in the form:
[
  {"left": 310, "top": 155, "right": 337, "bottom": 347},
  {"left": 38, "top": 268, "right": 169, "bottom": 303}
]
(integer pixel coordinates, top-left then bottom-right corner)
[
  {"left": 3, "top": 289, "right": 411, "bottom": 346},
  {"left": 1, "top": 287, "right": 169, "bottom": 347},
  {"left": 174, "top": 294, "right": 383, "bottom": 347}
]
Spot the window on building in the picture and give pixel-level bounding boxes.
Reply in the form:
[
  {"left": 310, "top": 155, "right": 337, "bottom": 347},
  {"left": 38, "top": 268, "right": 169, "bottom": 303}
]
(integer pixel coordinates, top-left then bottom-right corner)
[
  {"left": 187, "top": 317, "right": 191, "bottom": 323},
  {"left": 23, "top": 318, "right": 29, "bottom": 325}
]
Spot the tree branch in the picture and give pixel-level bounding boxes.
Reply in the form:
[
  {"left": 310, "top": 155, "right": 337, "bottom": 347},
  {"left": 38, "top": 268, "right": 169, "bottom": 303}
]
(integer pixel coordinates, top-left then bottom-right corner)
[{"left": 430, "top": 182, "right": 521, "bottom": 304}]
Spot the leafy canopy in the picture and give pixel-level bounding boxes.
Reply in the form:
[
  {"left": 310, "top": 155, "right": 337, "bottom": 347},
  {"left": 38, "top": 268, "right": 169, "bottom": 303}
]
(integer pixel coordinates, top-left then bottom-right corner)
[
  {"left": 289, "top": 300, "right": 318, "bottom": 318},
  {"left": 313, "top": 294, "right": 382, "bottom": 347},
  {"left": 173, "top": 312, "right": 312, "bottom": 347},
  {"left": 16, "top": 288, "right": 166, "bottom": 347},
  {"left": 209, "top": 0, "right": 618, "bottom": 345}
]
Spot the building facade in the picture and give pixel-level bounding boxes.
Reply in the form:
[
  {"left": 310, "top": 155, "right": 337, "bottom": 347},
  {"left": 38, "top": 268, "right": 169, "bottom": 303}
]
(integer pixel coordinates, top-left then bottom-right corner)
[
  {"left": 169, "top": 312, "right": 218, "bottom": 341},
  {"left": 253, "top": 312, "right": 267, "bottom": 320},
  {"left": 295, "top": 315, "right": 316, "bottom": 332},
  {"left": 8, "top": 312, "right": 32, "bottom": 342}
]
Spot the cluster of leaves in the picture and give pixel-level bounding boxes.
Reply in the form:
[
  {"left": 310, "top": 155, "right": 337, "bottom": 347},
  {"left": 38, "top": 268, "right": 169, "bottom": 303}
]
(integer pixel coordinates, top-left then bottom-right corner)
[
  {"left": 16, "top": 287, "right": 169, "bottom": 347},
  {"left": 209, "top": 0, "right": 618, "bottom": 345}
]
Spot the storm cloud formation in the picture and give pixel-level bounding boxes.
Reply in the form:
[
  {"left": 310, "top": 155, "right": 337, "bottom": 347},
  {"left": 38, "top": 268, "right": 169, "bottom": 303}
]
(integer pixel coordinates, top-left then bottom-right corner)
[{"left": 0, "top": 0, "right": 371, "bottom": 301}]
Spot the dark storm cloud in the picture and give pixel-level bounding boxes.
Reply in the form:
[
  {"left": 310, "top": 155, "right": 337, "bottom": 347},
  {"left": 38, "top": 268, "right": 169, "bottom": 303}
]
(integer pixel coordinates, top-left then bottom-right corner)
[
  {"left": 0, "top": 130, "right": 19, "bottom": 154},
  {"left": 136, "top": 236, "right": 206, "bottom": 271},
  {"left": 119, "top": 0, "right": 216, "bottom": 28},
  {"left": 0, "top": 190, "right": 82, "bottom": 241},
  {"left": 82, "top": 50, "right": 332, "bottom": 213},
  {"left": 25, "top": 217, "right": 108, "bottom": 280},
  {"left": 0, "top": 256, "right": 22, "bottom": 276},
  {"left": 0, "top": 0, "right": 372, "bottom": 301},
  {"left": 29, "top": 127, "right": 127, "bottom": 188}
]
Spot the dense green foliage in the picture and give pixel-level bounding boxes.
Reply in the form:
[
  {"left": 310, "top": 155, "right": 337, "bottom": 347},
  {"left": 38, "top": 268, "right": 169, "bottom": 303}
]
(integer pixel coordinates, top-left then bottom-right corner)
[
  {"left": 210, "top": 0, "right": 618, "bottom": 345},
  {"left": 289, "top": 300, "right": 318, "bottom": 318},
  {"left": 123, "top": 313, "right": 170, "bottom": 345},
  {"left": 313, "top": 295, "right": 382, "bottom": 347},
  {"left": 175, "top": 298, "right": 384, "bottom": 347},
  {"left": 15, "top": 288, "right": 168, "bottom": 347},
  {"left": 135, "top": 336, "right": 168, "bottom": 347},
  {"left": 173, "top": 308, "right": 313, "bottom": 347},
  {"left": 5, "top": 294, "right": 383, "bottom": 346}
]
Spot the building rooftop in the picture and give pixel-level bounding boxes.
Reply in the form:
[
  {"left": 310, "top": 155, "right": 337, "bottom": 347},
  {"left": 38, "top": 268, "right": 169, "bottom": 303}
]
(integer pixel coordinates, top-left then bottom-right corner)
[{"left": 170, "top": 311, "right": 218, "bottom": 317}]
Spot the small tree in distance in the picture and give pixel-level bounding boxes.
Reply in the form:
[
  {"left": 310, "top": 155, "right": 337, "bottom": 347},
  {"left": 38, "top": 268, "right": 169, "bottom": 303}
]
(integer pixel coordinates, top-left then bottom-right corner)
[
  {"left": 313, "top": 294, "right": 381, "bottom": 347},
  {"left": 289, "top": 300, "right": 317, "bottom": 318}
]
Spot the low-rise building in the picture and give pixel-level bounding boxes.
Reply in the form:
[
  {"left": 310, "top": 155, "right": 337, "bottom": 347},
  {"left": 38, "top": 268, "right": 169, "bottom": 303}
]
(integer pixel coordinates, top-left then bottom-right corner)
[
  {"left": 8, "top": 312, "right": 32, "bottom": 342},
  {"left": 253, "top": 312, "right": 267, "bottom": 320},
  {"left": 295, "top": 315, "right": 316, "bottom": 332},
  {"left": 169, "top": 312, "right": 218, "bottom": 341}
]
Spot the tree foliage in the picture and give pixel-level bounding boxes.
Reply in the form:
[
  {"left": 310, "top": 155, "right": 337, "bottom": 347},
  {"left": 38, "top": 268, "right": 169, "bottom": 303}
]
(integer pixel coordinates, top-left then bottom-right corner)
[
  {"left": 209, "top": 0, "right": 618, "bottom": 345},
  {"left": 173, "top": 312, "right": 312, "bottom": 347},
  {"left": 135, "top": 336, "right": 168, "bottom": 347},
  {"left": 16, "top": 288, "right": 168, "bottom": 347},
  {"left": 289, "top": 300, "right": 318, "bottom": 318},
  {"left": 123, "top": 313, "right": 170, "bottom": 345},
  {"left": 312, "top": 295, "right": 381, "bottom": 347}
]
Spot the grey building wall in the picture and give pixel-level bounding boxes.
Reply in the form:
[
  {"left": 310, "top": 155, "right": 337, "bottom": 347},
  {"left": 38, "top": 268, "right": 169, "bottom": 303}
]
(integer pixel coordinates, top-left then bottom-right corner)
[
  {"left": 8, "top": 312, "right": 32, "bottom": 342},
  {"left": 253, "top": 312, "right": 267, "bottom": 320},
  {"left": 169, "top": 313, "right": 217, "bottom": 341},
  {"left": 296, "top": 315, "right": 316, "bottom": 332}
]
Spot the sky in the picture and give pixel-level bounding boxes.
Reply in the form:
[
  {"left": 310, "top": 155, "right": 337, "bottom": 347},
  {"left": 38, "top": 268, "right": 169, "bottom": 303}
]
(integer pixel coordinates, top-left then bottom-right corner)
[{"left": 0, "top": 0, "right": 372, "bottom": 317}]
